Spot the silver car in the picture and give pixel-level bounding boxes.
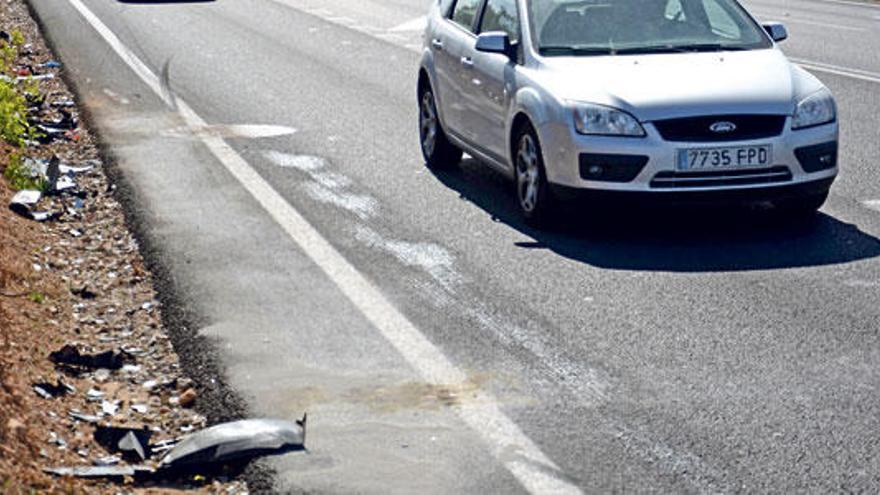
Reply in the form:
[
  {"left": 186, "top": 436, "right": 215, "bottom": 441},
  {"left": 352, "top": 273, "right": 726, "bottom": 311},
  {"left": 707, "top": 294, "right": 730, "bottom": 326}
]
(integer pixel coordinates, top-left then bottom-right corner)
[{"left": 417, "top": 0, "right": 838, "bottom": 224}]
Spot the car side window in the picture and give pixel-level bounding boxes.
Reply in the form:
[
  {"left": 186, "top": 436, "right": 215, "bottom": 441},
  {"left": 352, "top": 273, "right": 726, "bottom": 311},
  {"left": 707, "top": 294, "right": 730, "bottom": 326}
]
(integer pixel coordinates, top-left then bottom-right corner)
[
  {"left": 450, "top": 0, "right": 482, "bottom": 32},
  {"left": 479, "top": 0, "right": 520, "bottom": 43},
  {"left": 665, "top": 0, "right": 687, "bottom": 22},
  {"left": 702, "top": 0, "right": 742, "bottom": 38}
]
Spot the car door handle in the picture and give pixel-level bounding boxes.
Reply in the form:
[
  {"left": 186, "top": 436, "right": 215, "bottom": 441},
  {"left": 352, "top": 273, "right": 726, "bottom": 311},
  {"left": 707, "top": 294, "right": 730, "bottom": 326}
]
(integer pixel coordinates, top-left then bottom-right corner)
[
  {"left": 431, "top": 39, "right": 444, "bottom": 50},
  {"left": 460, "top": 56, "right": 474, "bottom": 68}
]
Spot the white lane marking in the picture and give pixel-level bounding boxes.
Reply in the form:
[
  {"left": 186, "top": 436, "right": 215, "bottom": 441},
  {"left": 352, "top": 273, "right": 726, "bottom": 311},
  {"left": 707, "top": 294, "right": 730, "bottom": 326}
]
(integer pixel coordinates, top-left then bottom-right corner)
[
  {"left": 270, "top": 0, "right": 422, "bottom": 53},
  {"left": 390, "top": 16, "right": 427, "bottom": 32},
  {"left": 750, "top": 11, "right": 867, "bottom": 31},
  {"left": 67, "top": 1, "right": 581, "bottom": 492},
  {"left": 355, "top": 225, "right": 462, "bottom": 291},
  {"left": 806, "top": 0, "right": 880, "bottom": 9},
  {"left": 752, "top": 0, "right": 880, "bottom": 9},
  {"left": 863, "top": 200, "right": 880, "bottom": 212},
  {"left": 792, "top": 58, "right": 880, "bottom": 84}
]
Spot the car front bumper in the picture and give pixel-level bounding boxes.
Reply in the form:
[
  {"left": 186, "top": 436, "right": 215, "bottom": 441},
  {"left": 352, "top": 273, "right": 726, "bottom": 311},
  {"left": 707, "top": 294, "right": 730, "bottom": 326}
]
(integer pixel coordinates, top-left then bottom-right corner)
[{"left": 538, "top": 116, "right": 838, "bottom": 198}]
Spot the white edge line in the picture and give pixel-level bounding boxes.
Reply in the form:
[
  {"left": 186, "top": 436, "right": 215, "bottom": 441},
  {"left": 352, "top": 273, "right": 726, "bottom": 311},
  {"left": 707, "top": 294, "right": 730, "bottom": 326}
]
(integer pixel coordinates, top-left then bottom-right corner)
[
  {"left": 808, "top": 0, "right": 880, "bottom": 9},
  {"left": 792, "top": 58, "right": 880, "bottom": 84},
  {"left": 64, "top": 0, "right": 582, "bottom": 493}
]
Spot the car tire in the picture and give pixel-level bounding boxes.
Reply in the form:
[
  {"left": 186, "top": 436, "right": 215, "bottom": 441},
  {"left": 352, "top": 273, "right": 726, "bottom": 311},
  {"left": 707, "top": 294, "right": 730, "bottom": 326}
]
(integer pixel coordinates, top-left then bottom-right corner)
[
  {"left": 776, "top": 190, "right": 828, "bottom": 218},
  {"left": 418, "top": 84, "right": 462, "bottom": 169},
  {"left": 513, "top": 123, "right": 557, "bottom": 226}
]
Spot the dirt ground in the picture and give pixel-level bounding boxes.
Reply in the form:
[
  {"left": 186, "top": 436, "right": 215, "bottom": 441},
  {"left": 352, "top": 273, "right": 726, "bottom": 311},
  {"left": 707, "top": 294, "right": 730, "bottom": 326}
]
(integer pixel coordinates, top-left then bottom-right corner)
[{"left": 0, "top": 1, "right": 245, "bottom": 493}]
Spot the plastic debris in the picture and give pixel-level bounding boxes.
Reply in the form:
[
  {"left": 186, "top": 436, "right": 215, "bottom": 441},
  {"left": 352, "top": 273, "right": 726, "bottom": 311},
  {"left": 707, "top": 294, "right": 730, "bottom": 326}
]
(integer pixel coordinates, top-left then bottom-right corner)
[
  {"left": 43, "top": 465, "right": 152, "bottom": 479},
  {"left": 32, "top": 380, "right": 75, "bottom": 399},
  {"left": 94, "top": 425, "right": 153, "bottom": 462},
  {"left": 159, "top": 417, "right": 307, "bottom": 469},
  {"left": 86, "top": 388, "right": 105, "bottom": 401},
  {"left": 49, "top": 344, "right": 127, "bottom": 370},
  {"left": 68, "top": 410, "right": 100, "bottom": 424},
  {"left": 101, "top": 400, "right": 119, "bottom": 416},
  {"left": 9, "top": 190, "right": 43, "bottom": 220},
  {"left": 94, "top": 455, "right": 121, "bottom": 467}
]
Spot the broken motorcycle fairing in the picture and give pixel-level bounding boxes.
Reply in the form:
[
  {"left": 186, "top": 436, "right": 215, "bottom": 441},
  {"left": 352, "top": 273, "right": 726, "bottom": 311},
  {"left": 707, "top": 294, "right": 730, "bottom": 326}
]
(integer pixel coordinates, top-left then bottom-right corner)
[{"left": 160, "top": 416, "right": 307, "bottom": 468}]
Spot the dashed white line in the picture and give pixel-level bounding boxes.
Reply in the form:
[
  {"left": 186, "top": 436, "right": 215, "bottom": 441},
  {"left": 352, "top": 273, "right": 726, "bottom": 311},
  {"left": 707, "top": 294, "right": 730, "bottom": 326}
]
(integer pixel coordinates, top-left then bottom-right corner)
[{"left": 67, "top": 1, "right": 582, "bottom": 493}]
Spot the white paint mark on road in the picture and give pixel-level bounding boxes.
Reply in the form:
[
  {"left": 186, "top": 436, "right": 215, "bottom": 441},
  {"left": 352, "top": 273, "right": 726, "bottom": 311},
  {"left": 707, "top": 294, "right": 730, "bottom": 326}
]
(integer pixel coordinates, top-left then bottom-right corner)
[
  {"left": 265, "top": 151, "right": 376, "bottom": 218},
  {"left": 863, "top": 200, "right": 880, "bottom": 212},
  {"left": 102, "top": 88, "right": 130, "bottom": 105},
  {"left": 162, "top": 124, "right": 297, "bottom": 140},
  {"left": 265, "top": 151, "right": 325, "bottom": 171},
  {"left": 793, "top": 58, "right": 880, "bottom": 84},
  {"left": 66, "top": 2, "right": 581, "bottom": 491},
  {"left": 303, "top": 182, "right": 378, "bottom": 220},
  {"left": 312, "top": 171, "right": 352, "bottom": 189},
  {"left": 356, "top": 226, "right": 463, "bottom": 290},
  {"left": 390, "top": 16, "right": 427, "bottom": 32},
  {"left": 466, "top": 303, "right": 608, "bottom": 407},
  {"left": 844, "top": 279, "right": 880, "bottom": 288},
  {"left": 613, "top": 423, "right": 727, "bottom": 493}
]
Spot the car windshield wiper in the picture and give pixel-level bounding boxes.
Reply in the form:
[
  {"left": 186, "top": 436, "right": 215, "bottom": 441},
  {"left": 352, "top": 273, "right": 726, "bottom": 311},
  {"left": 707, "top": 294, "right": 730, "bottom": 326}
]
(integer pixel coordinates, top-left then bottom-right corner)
[
  {"left": 615, "top": 43, "right": 750, "bottom": 54},
  {"left": 539, "top": 45, "right": 614, "bottom": 56}
]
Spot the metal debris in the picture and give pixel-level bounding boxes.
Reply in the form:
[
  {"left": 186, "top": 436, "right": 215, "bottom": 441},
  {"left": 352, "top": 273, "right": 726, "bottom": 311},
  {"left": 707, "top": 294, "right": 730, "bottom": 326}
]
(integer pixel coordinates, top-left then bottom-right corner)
[{"left": 159, "top": 417, "right": 307, "bottom": 469}]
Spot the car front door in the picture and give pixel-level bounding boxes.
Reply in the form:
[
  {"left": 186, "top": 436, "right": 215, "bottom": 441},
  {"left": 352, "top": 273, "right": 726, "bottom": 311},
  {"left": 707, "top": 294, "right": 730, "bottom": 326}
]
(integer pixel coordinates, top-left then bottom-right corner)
[
  {"left": 432, "top": 0, "right": 482, "bottom": 138},
  {"left": 463, "top": 0, "right": 521, "bottom": 162}
]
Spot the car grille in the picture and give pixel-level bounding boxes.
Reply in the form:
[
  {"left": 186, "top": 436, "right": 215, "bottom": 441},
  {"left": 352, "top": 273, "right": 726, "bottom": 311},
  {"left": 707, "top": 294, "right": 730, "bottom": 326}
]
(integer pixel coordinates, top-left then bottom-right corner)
[
  {"left": 653, "top": 115, "right": 787, "bottom": 142},
  {"left": 650, "top": 166, "right": 793, "bottom": 189}
]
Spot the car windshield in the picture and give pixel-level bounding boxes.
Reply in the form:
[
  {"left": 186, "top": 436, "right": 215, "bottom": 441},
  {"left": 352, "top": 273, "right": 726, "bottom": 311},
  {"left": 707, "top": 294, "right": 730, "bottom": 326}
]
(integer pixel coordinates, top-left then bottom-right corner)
[{"left": 527, "top": 0, "right": 772, "bottom": 56}]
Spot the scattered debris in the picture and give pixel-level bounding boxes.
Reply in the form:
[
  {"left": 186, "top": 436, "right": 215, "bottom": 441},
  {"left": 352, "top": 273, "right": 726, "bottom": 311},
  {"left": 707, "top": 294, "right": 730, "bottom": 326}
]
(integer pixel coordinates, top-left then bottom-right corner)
[
  {"left": 8, "top": 189, "right": 49, "bottom": 221},
  {"left": 178, "top": 387, "right": 197, "bottom": 408},
  {"left": 32, "top": 380, "right": 75, "bottom": 399},
  {"left": 0, "top": 2, "right": 244, "bottom": 492},
  {"left": 160, "top": 417, "right": 307, "bottom": 469},
  {"left": 94, "top": 425, "right": 153, "bottom": 462},
  {"left": 43, "top": 465, "right": 151, "bottom": 479},
  {"left": 49, "top": 344, "right": 127, "bottom": 371},
  {"left": 68, "top": 410, "right": 100, "bottom": 424}
]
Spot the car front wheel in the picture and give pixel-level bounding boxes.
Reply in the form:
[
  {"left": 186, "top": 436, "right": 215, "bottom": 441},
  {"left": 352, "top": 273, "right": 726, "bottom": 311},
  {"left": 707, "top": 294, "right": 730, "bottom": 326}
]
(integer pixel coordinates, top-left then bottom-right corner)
[
  {"left": 514, "top": 123, "right": 557, "bottom": 226},
  {"left": 419, "top": 85, "right": 462, "bottom": 169}
]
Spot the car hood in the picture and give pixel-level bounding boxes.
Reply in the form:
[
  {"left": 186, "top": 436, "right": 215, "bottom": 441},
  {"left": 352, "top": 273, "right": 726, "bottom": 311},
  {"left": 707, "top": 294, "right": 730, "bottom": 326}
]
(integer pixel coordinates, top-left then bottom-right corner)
[{"left": 535, "top": 48, "right": 822, "bottom": 122}]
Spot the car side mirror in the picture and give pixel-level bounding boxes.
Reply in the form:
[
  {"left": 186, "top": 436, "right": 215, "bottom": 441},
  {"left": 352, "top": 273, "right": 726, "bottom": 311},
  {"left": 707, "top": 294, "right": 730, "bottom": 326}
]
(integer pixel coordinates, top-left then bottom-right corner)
[
  {"left": 763, "top": 22, "right": 788, "bottom": 42},
  {"left": 475, "top": 31, "right": 514, "bottom": 58}
]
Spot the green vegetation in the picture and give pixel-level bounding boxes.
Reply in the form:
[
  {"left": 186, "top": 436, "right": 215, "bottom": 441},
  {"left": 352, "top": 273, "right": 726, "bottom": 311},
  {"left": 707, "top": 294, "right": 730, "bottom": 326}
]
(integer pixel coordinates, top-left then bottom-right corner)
[
  {"left": 3, "top": 152, "right": 45, "bottom": 191},
  {"left": 28, "top": 291, "right": 45, "bottom": 304},
  {"left": 1, "top": 29, "right": 37, "bottom": 146}
]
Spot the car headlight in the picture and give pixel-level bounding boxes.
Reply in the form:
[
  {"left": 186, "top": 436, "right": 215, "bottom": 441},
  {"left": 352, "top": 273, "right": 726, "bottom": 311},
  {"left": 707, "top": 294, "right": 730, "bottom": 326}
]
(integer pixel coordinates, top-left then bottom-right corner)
[
  {"left": 792, "top": 89, "right": 836, "bottom": 130},
  {"left": 571, "top": 102, "right": 645, "bottom": 137}
]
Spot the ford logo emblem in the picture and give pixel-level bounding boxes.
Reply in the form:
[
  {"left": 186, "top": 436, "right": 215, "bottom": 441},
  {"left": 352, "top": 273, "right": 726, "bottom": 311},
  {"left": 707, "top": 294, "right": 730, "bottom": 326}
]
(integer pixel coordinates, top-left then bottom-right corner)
[{"left": 709, "top": 121, "right": 737, "bottom": 133}]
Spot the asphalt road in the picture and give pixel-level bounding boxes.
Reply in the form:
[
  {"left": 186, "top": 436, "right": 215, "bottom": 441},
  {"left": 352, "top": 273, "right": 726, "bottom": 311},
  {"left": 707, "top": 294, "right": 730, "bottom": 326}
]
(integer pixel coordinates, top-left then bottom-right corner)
[{"left": 27, "top": 0, "right": 880, "bottom": 492}]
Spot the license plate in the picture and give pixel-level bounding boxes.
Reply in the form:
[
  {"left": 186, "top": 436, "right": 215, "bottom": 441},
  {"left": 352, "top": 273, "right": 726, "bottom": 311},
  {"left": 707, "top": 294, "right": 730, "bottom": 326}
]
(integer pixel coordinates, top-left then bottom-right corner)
[{"left": 677, "top": 145, "right": 772, "bottom": 171}]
